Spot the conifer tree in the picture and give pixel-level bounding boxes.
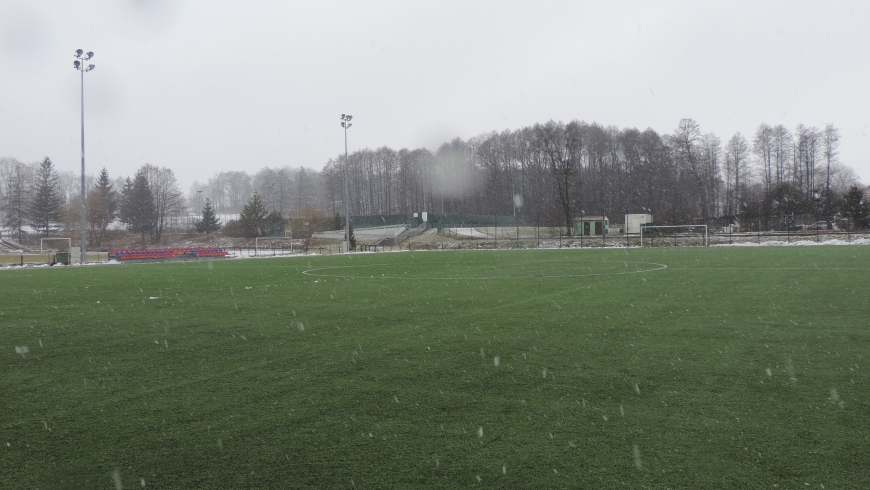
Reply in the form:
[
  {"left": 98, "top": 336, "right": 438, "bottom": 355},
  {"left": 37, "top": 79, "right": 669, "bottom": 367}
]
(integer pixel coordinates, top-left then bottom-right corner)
[
  {"left": 29, "top": 157, "right": 63, "bottom": 236},
  {"left": 348, "top": 221, "right": 356, "bottom": 250},
  {"left": 842, "top": 186, "right": 868, "bottom": 229},
  {"left": 126, "top": 171, "right": 156, "bottom": 242},
  {"left": 2, "top": 163, "right": 29, "bottom": 242},
  {"left": 265, "top": 210, "right": 285, "bottom": 236},
  {"left": 239, "top": 192, "right": 268, "bottom": 238},
  {"left": 88, "top": 168, "right": 118, "bottom": 246},
  {"left": 118, "top": 177, "right": 134, "bottom": 227},
  {"left": 194, "top": 198, "right": 221, "bottom": 236}
]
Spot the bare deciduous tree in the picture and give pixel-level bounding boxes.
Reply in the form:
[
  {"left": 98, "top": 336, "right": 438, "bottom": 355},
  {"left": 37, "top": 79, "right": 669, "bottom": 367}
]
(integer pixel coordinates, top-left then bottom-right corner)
[{"left": 724, "top": 133, "right": 750, "bottom": 216}]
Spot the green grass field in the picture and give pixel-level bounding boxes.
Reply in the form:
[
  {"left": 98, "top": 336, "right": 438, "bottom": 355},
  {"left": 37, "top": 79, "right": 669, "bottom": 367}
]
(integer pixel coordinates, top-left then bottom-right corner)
[{"left": 2, "top": 246, "right": 869, "bottom": 488}]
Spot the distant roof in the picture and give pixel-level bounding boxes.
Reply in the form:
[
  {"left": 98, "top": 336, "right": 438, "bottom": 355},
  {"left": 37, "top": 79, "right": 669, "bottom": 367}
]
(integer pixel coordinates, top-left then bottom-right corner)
[{"left": 573, "top": 216, "right": 608, "bottom": 221}]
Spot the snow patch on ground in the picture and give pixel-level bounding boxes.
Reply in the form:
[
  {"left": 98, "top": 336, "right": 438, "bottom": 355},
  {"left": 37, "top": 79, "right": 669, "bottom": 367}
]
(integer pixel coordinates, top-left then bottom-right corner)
[
  {"left": 447, "top": 228, "right": 492, "bottom": 238},
  {"left": 713, "top": 237, "right": 870, "bottom": 247}
]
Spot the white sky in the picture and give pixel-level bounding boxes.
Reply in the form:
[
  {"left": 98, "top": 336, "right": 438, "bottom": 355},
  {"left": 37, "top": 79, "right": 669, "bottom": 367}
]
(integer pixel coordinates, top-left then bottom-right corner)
[{"left": 2, "top": 0, "right": 868, "bottom": 190}]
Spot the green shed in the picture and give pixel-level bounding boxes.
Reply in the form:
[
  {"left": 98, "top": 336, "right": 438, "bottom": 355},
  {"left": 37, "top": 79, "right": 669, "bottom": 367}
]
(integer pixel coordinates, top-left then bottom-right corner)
[{"left": 573, "top": 216, "right": 609, "bottom": 236}]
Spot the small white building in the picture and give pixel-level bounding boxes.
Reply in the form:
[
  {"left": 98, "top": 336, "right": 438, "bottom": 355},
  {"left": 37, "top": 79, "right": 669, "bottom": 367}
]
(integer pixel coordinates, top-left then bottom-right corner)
[{"left": 624, "top": 214, "right": 654, "bottom": 234}]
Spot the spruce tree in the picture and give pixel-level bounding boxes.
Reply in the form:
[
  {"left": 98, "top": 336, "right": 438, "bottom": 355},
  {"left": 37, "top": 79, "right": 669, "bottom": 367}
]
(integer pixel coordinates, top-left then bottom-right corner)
[
  {"left": 127, "top": 171, "right": 156, "bottom": 242},
  {"left": 88, "top": 168, "right": 118, "bottom": 246},
  {"left": 29, "top": 157, "right": 63, "bottom": 236},
  {"left": 3, "top": 164, "right": 29, "bottom": 242},
  {"left": 265, "top": 210, "right": 285, "bottom": 236},
  {"left": 239, "top": 193, "right": 268, "bottom": 238},
  {"left": 118, "top": 177, "right": 134, "bottom": 227},
  {"left": 842, "top": 186, "right": 869, "bottom": 229},
  {"left": 194, "top": 198, "right": 221, "bottom": 236}
]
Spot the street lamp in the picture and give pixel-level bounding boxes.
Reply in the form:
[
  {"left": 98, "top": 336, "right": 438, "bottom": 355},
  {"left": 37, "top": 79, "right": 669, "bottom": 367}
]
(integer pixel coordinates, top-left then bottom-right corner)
[
  {"left": 340, "top": 114, "right": 353, "bottom": 252},
  {"left": 275, "top": 169, "right": 287, "bottom": 218},
  {"left": 73, "top": 49, "right": 95, "bottom": 264},
  {"left": 279, "top": 175, "right": 285, "bottom": 218},
  {"left": 813, "top": 191, "right": 821, "bottom": 242},
  {"left": 268, "top": 183, "right": 276, "bottom": 212}
]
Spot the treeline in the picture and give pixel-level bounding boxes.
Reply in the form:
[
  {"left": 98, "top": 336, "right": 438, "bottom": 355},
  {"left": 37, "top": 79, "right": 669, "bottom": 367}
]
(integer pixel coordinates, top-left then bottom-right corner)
[
  {"left": 188, "top": 167, "right": 324, "bottom": 217},
  {"left": 186, "top": 118, "right": 863, "bottom": 230},
  {"left": 3, "top": 117, "right": 868, "bottom": 245},
  {"left": 0, "top": 157, "right": 183, "bottom": 245},
  {"left": 321, "top": 119, "right": 861, "bottom": 230},
  {"left": 191, "top": 117, "right": 866, "bottom": 234}
]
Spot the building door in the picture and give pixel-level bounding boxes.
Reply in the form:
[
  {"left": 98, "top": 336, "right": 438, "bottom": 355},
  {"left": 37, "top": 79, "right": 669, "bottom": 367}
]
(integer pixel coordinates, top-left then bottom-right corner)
[
  {"left": 595, "top": 222, "right": 603, "bottom": 235},
  {"left": 583, "top": 222, "right": 591, "bottom": 235}
]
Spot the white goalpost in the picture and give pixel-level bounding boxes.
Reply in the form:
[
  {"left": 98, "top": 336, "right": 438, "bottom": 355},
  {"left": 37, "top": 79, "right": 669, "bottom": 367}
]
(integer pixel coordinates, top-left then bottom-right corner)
[
  {"left": 40, "top": 238, "right": 72, "bottom": 252},
  {"left": 254, "top": 236, "right": 295, "bottom": 257},
  {"left": 640, "top": 225, "right": 708, "bottom": 247}
]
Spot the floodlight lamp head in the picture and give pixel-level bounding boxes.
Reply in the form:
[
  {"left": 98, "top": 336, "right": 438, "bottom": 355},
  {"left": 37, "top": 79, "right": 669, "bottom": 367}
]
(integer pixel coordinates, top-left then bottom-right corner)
[
  {"left": 74, "top": 60, "right": 81, "bottom": 68},
  {"left": 341, "top": 122, "right": 346, "bottom": 128},
  {"left": 76, "top": 49, "right": 83, "bottom": 57},
  {"left": 347, "top": 123, "right": 352, "bottom": 129},
  {"left": 87, "top": 64, "right": 95, "bottom": 71},
  {"left": 86, "top": 51, "right": 94, "bottom": 59},
  {"left": 341, "top": 113, "right": 346, "bottom": 119},
  {"left": 346, "top": 115, "right": 352, "bottom": 121}
]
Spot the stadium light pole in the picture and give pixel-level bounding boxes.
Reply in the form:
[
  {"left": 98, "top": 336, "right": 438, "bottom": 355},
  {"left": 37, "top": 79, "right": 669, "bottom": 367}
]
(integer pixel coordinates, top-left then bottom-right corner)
[
  {"left": 274, "top": 168, "right": 286, "bottom": 218},
  {"left": 279, "top": 176, "right": 285, "bottom": 218},
  {"left": 341, "top": 114, "right": 353, "bottom": 252},
  {"left": 74, "top": 49, "right": 95, "bottom": 264}
]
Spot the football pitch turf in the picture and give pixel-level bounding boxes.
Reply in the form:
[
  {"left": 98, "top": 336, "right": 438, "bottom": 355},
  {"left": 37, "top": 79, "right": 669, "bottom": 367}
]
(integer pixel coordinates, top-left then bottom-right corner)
[{"left": 2, "top": 246, "right": 868, "bottom": 488}]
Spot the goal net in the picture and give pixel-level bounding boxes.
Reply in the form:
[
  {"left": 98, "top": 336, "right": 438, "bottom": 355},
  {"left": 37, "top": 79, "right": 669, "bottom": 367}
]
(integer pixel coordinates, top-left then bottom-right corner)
[
  {"left": 40, "top": 238, "right": 72, "bottom": 252},
  {"left": 640, "top": 225, "right": 708, "bottom": 247},
  {"left": 253, "top": 236, "right": 297, "bottom": 256}
]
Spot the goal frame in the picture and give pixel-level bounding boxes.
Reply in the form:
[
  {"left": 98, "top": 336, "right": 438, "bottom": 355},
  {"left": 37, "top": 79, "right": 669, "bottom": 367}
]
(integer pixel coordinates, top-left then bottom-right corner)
[
  {"left": 254, "top": 236, "right": 295, "bottom": 257},
  {"left": 640, "top": 225, "right": 708, "bottom": 247},
  {"left": 40, "top": 238, "right": 72, "bottom": 252}
]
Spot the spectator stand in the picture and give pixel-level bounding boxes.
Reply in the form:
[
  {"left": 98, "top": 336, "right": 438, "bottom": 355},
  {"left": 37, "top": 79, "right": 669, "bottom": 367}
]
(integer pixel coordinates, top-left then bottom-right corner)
[{"left": 110, "top": 247, "right": 229, "bottom": 261}]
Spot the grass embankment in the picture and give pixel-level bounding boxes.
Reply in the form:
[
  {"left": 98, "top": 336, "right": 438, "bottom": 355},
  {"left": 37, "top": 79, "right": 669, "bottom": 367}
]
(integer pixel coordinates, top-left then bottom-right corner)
[{"left": 1, "top": 247, "right": 868, "bottom": 488}]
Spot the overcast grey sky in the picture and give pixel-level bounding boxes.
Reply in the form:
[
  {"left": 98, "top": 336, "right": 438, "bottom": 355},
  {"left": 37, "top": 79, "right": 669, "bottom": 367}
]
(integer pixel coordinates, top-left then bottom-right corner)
[{"left": 2, "top": 0, "right": 868, "bottom": 191}]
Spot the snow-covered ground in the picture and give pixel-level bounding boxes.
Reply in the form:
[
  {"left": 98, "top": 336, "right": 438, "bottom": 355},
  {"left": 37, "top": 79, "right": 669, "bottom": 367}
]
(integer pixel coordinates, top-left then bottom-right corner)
[
  {"left": 3, "top": 233, "right": 868, "bottom": 271},
  {"left": 313, "top": 225, "right": 406, "bottom": 242},
  {"left": 712, "top": 237, "right": 870, "bottom": 247},
  {"left": 446, "top": 228, "right": 492, "bottom": 238},
  {"left": 229, "top": 248, "right": 300, "bottom": 258}
]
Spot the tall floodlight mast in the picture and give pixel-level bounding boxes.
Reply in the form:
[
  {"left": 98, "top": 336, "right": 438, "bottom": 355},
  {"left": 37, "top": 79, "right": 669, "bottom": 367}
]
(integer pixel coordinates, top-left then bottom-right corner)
[
  {"left": 340, "top": 114, "right": 353, "bottom": 252},
  {"left": 73, "top": 49, "right": 95, "bottom": 264}
]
